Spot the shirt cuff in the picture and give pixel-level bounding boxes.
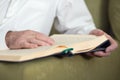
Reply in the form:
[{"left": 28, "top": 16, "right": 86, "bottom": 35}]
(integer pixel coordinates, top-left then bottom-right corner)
[{"left": 0, "top": 30, "right": 9, "bottom": 50}]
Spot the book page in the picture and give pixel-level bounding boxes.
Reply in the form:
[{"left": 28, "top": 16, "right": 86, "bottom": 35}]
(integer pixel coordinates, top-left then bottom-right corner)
[
  {"left": 51, "top": 34, "right": 108, "bottom": 54},
  {"left": 51, "top": 34, "right": 97, "bottom": 46},
  {"left": 0, "top": 46, "right": 51, "bottom": 56},
  {"left": 68, "top": 35, "right": 108, "bottom": 54}
]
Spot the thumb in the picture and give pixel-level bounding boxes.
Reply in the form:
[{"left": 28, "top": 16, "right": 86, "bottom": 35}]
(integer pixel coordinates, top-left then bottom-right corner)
[{"left": 89, "top": 29, "right": 104, "bottom": 36}]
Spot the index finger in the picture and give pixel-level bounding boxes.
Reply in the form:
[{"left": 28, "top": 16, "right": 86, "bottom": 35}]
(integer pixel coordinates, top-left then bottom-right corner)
[{"left": 35, "top": 33, "right": 55, "bottom": 45}]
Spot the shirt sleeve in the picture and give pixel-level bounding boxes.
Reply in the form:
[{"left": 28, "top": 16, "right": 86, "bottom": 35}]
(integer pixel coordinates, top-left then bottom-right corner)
[
  {"left": 54, "top": 0, "right": 96, "bottom": 34},
  {"left": 0, "top": 27, "right": 11, "bottom": 50}
]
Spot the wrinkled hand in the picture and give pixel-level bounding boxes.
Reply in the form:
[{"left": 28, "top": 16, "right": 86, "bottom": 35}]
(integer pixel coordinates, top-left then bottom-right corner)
[
  {"left": 86, "top": 29, "right": 118, "bottom": 57},
  {"left": 5, "top": 30, "right": 54, "bottom": 49}
]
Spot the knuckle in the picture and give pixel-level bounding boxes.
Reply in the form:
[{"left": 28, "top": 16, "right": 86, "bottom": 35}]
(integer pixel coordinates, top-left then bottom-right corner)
[
  {"left": 16, "top": 38, "right": 25, "bottom": 43},
  {"left": 25, "top": 44, "right": 37, "bottom": 48},
  {"left": 24, "top": 44, "right": 31, "bottom": 48},
  {"left": 23, "top": 30, "right": 33, "bottom": 34},
  {"left": 17, "top": 39, "right": 26, "bottom": 47},
  {"left": 36, "top": 33, "right": 43, "bottom": 37}
]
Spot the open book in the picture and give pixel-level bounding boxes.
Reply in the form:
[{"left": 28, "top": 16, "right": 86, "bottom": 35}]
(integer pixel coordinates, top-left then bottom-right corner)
[{"left": 0, "top": 34, "right": 110, "bottom": 62}]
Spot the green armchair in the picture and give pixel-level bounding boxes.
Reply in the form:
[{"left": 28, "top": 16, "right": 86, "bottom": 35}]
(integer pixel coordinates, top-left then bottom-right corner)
[{"left": 0, "top": 0, "right": 120, "bottom": 80}]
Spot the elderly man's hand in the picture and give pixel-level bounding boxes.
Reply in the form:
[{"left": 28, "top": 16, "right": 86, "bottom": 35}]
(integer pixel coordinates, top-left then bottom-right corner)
[
  {"left": 5, "top": 30, "right": 54, "bottom": 49},
  {"left": 86, "top": 29, "right": 118, "bottom": 57}
]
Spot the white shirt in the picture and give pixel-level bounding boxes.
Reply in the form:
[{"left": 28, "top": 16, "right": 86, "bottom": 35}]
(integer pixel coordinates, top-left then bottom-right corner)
[{"left": 0, "top": 0, "right": 96, "bottom": 50}]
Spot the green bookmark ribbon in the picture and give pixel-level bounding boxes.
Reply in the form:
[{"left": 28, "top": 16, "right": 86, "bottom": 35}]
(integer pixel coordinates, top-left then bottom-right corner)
[{"left": 61, "top": 48, "right": 74, "bottom": 55}]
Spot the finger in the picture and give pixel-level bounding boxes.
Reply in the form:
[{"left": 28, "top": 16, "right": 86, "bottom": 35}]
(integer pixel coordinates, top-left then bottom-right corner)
[
  {"left": 89, "top": 29, "right": 104, "bottom": 36},
  {"left": 93, "top": 51, "right": 111, "bottom": 57},
  {"left": 22, "top": 30, "right": 54, "bottom": 45},
  {"left": 28, "top": 38, "right": 50, "bottom": 46},
  {"left": 20, "top": 41, "right": 38, "bottom": 49},
  {"left": 35, "top": 33, "right": 54, "bottom": 45},
  {"left": 10, "top": 42, "right": 38, "bottom": 49},
  {"left": 86, "top": 53, "right": 95, "bottom": 57}
]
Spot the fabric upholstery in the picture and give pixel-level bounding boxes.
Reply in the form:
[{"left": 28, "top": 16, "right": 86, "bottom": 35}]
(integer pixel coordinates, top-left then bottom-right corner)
[{"left": 109, "top": 0, "right": 120, "bottom": 40}]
